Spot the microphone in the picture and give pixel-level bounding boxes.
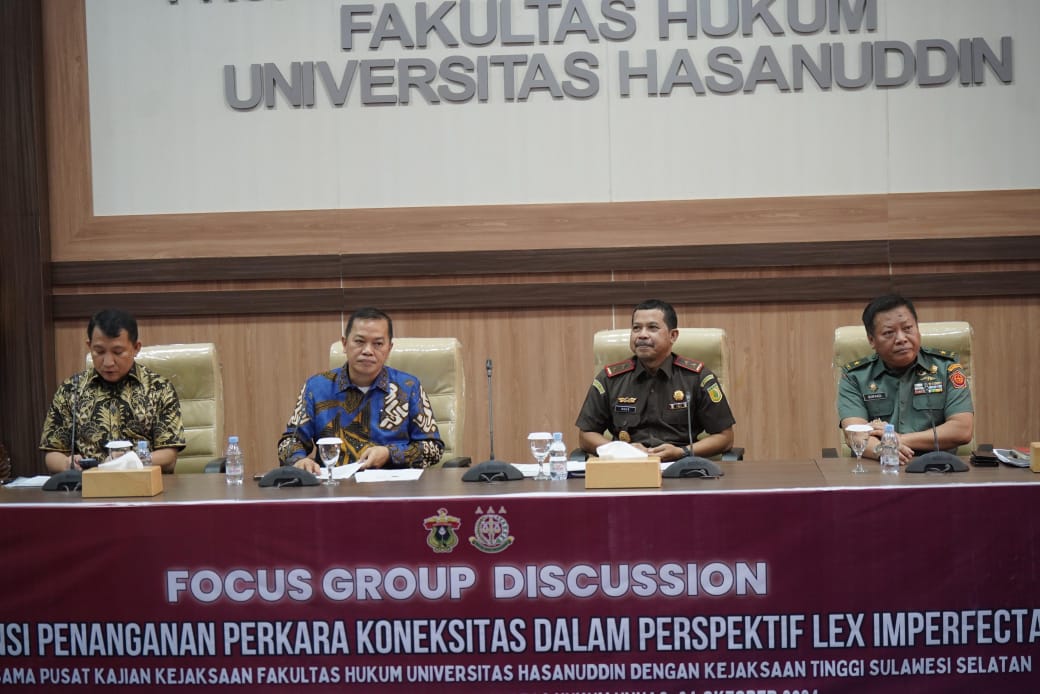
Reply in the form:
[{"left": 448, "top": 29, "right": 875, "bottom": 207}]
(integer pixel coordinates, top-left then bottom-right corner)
[
  {"left": 663, "top": 389, "right": 723, "bottom": 479},
  {"left": 68, "top": 372, "right": 80, "bottom": 467},
  {"left": 462, "top": 358, "right": 522, "bottom": 482},
  {"left": 906, "top": 410, "right": 968, "bottom": 473},
  {"left": 485, "top": 359, "right": 495, "bottom": 462},
  {"left": 44, "top": 372, "right": 85, "bottom": 492}
]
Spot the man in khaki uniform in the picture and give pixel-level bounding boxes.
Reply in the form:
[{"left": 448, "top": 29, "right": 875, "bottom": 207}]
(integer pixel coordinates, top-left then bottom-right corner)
[{"left": 576, "top": 299, "right": 735, "bottom": 461}]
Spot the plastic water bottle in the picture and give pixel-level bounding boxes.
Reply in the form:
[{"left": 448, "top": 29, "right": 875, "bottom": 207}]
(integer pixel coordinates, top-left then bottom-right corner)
[
  {"left": 549, "top": 432, "right": 568, "bottom": 481},
  {"left": 136, "top": 440, "right": 152, "bottom": 467},
  {"left": 225, "top": 435, "right": 244, "bottom": 485},
  {"left": 879, "top": 424, "right": 899, "bottom": 474}
]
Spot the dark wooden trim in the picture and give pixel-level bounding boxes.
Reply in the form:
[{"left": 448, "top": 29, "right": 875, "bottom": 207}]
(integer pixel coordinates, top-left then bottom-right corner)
[
  {"left": 50, "top": 235, "right": 1040, "bottom": 285},
  {"left": 50, "top": 271, "right": 1040, "bottom": 319}
]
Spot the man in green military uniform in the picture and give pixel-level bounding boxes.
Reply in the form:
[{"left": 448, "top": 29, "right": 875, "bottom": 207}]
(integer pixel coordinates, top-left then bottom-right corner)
[
  {"left": 838, "top": 295, "right": 974, "bottom": 465},
  {"left": 576, "top": 299, "right": 735, "bottom": 461}
]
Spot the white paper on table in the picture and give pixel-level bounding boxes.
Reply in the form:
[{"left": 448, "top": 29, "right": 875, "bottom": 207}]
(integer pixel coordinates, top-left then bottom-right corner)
[
  {"left": 512, "top": 463, "right": 540, "bottom": 478},
  {"left": 317, "top": 462, "right": 362, "bottom": 481},
  {"left": 595, "top": 441, "right": 649, "bottom": 460},
  {"left": 4, "top": 475, "right": 52, "bottom": 488},
  {"left": 354, "top": 468, "right": 424, "bottom": 483}
]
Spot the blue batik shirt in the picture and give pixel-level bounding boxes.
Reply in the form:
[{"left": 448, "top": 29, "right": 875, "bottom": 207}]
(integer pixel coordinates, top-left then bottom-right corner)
[{"left": 278, "top": 365, "right": 443, "bottom": 469}]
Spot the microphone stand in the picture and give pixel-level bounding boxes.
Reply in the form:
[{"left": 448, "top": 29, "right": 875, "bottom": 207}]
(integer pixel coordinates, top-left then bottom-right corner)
[
  {"left": 461, "top": 358, "right": 522, "bottom": 482},
  {"left": 906, "top": 410, "right": 968, "bottom": 473},
  {"left": 44, "top": 372, "right": 85, "bottom": 491},
  {"left": 485, "top": 358, "right": 495, "bottom": 462},
  {"left": 662, "top": 389, "right": 723, "bottom": 478},
  {"left": 68, "top": 372, "right": 80, "bottom": 468}
]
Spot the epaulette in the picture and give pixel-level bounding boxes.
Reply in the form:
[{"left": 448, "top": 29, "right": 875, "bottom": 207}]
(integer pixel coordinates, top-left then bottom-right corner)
[
  {"left": 842, "top": 353, "right": 877, "bottom": 372},
  {"left": 604, "top": 359, "right": 636, "bottom": 378},
  {"left": 921, "top": 346, "right": 959, "bottom": 362},
  {"left": 673, "top": 355, "right": 703, "bottom": 373}
]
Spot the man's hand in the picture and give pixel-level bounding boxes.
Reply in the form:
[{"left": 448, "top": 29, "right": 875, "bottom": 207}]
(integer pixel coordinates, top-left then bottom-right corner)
[
  {"left": 293, "top": 457, "right": 321, "bottom": 474},
  {"left": 647, "top": 443, "right": 686, "bottom": 462},
  {"left": 358, "top": 446, "right": 391, "bottom": 470}
]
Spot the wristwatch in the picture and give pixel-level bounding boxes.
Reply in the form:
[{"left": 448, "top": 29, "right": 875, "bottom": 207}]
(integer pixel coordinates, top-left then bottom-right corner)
[{"left": 680, "top": 445, "right": 692, "bottom": 458}]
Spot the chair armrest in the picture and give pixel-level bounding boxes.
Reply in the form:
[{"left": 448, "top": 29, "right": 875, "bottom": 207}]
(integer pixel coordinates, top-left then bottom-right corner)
[
  {"left": 203, "top": 457, "right": 226, "bottom": 473},
  {"left": 721, "top": 447, "right": 744, "bottom": 462},
  {"left": 821, "top": 448, "right": 839, "bottom": 458},
  {"left": 440, "top": 456, "right": 471, "bottom": 468}
]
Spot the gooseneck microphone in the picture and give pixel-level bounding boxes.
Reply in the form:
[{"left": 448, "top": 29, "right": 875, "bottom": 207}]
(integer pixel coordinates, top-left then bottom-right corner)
[
  {"left": 663, "top": 389, "right": 723, "bottom": 479},
  {"left": 68, "top": 372, "right": 81, "bottom": 467},
  {"left": 43, "top": 372, "right": 86, "bottom": 491},
  {"left": 462, "top": 358, "right": 522, "bottom": 482},
  {"left": 906, "top": 410, "right": 968, "bottom": 473},
  {"left": 485, "top": 359, "right": 495, "bottom": 462}
]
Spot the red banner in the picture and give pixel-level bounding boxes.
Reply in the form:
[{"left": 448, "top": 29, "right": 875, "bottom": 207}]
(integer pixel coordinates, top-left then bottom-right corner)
[{"left": 2, "top": 485, "right": 1038, "bottom": 692}]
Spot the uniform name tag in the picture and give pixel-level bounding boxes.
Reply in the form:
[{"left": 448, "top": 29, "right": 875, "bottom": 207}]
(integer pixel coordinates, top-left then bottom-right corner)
[
  {"left": 614, "top": 405, "right": 636, "bottom": 414},
  {"left": 667, "top": 402, "right": 689, "bottom": 410},
  {"left": 863, "top": 392, "right": 887, "bottom": 401}
]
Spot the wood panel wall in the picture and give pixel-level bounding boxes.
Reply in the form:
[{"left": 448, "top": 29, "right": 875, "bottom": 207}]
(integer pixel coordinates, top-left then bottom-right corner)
[
  {"left": 18, "top": 0, "right": 1039, "bottom": 478},
  {"left": 0, "top": 0, "right": 53, "bottom": 475}
]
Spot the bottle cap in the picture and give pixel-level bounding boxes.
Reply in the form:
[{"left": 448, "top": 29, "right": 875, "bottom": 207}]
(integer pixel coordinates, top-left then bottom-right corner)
[{"left": 228, "top": 435, "right": 239, "bottom": 444}]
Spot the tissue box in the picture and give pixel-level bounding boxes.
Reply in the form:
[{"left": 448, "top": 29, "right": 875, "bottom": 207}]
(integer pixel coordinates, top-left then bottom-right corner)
[
  {"left": 82, "top": 466, "right": 163, "bottom": 498},
  {"left": 585, "top": 457, "right": 661, "bottom": 489}
]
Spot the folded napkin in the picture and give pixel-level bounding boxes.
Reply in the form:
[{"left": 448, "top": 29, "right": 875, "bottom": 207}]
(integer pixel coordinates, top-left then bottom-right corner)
[{"left": 98, "top": 452, "right": 144, "bottom": 470}]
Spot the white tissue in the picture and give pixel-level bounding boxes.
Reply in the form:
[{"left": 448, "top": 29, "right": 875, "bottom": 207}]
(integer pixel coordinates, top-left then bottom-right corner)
[
  {"left": 595, "top": 441, "right": 648, "bottom": 460},
  {"left": 98, "top": 452, "right": 144, "bottom": 470}
]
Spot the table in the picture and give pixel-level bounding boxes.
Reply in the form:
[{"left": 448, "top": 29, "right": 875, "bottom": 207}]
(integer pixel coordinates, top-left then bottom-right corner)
[{"left": 2, "top": 461, "right": 1038, "bottom": 693}]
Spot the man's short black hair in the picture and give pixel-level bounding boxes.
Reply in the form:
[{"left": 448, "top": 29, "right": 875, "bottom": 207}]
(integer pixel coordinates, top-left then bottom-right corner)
[
  {"left": 345, "top": 307, "right": 393, "bottom": 340},
  {"left": 633, "top": 299, "right": 678, "bottom": 331},
  {"left": 87, "top": 309, "right": 138, "bottom": 343},
  {"left": 862, "top": 294, "right": 918, "bottom": 337}
]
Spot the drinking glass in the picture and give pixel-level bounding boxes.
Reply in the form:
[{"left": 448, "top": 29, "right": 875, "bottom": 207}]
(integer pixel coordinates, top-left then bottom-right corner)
[
  {"left": 316, "top": 437, "right": 343, "bottom": 486},
  {"left": 528, "top": 432, "right": 553, "bottom": 481},
  {"left": 845, "top": 424, "right": 872, "bottom": 474},
  {"left": 105, "top": 440, "right": 132, "bottom": 462}
]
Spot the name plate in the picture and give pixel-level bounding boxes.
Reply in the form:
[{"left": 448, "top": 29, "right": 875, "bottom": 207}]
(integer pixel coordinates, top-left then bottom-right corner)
[
  {"left": 82, "top": 466, "right": 163, "bottom": 498},
  {"left": 585, "top": 457, "right": 661, "bottom": 489}
]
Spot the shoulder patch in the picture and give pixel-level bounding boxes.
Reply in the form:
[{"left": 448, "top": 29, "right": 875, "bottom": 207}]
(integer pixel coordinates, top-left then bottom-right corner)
[
  {"left": 921, "top": 346, "right": 958, "bottom": 362},
  {"left": 842, "top": 354, "right": 876, "bottom": 372},
  {"left": 605, "top": 359, "right": 635, "bottom": 378},
  {"left": 673, "top": 356, "right": 703, "bottom": 373}
]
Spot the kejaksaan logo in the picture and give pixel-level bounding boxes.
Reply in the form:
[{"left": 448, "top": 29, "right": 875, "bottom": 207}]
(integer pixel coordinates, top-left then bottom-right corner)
[
  {"left": 422, "top": 507, "right": 462, "bottom": 553},
  {"left": 469, "top": 506, "right": 515, "bottom": 554}
]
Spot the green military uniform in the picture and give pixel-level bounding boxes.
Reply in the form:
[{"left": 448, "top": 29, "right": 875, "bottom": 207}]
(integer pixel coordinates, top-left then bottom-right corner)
[
  {"left": 40, "top": 363, "right": 186, "bottom": 460},
  {"left": 576, "top": 354, "right": 735, "bottom": 448},
  {"left": 837, "top": 346, "right": 973, "bottom": 438}
]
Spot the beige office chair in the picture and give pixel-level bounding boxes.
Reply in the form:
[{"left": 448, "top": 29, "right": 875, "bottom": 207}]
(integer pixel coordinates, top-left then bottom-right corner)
[
  {"left": 591, "top": 328, "right": 742, "bottom": 460},
  {"left": 85, "top": 343, "right": 225, "bottom": 473},
  {"left": 830, "top": 321, "right": 975, "bottom": 456},
  {"left": 329, "top": 338, "right": 468, "bottom": 467}
]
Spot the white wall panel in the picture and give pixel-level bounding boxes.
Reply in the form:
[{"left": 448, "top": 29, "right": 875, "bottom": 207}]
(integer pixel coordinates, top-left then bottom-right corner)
[{"left": 85, "top": 0, "right": 1040, "bottom": 215}]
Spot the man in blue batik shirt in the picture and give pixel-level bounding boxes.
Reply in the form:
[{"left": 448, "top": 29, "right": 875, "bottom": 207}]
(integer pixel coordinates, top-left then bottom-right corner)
[{"left": 278, "top": 307, "right": 443, "bottom": 471}]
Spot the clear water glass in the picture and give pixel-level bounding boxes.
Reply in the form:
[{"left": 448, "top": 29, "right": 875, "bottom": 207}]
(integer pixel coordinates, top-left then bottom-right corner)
[
  {"left": 845, "top": 424, "right": 872, "bottom": 474},
  {"left": 528, "top": 432, "right": 552, "bottom": 481},
  {"left": 317, "top": 437, "right": 343, "bottom": 486}
]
